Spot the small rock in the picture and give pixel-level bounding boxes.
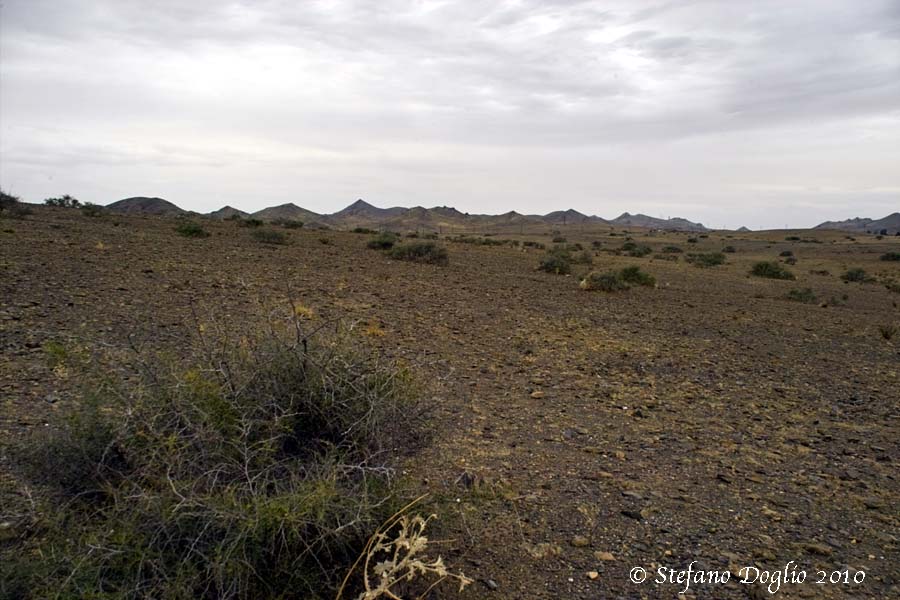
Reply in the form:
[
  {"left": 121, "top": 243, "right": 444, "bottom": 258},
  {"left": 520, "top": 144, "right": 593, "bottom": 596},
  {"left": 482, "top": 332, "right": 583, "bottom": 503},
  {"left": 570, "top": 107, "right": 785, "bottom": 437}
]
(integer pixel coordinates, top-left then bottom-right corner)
[
  {"left": 587, "top": 571, "right": 599, "bottom": 580},
  {"left": 571, "top": 535, "right": 590, "bottom": 548},
  {"left": 530, "top": 391, "right": 545, "bottom": 399},
  {"left": 484, "top": 579, "right": 498, "bottom": 591},
  {"left": 621, "top": 509, "right": 645, "bottom": 521},
  {"left": 864, "top": 497, "right": 884, "bottom": 509},
  {"left": 803, "top": 542, "right": 832, "bottom": 556},
  {"left": 594, "top": 551, "right": 615, "bottom": 561}
]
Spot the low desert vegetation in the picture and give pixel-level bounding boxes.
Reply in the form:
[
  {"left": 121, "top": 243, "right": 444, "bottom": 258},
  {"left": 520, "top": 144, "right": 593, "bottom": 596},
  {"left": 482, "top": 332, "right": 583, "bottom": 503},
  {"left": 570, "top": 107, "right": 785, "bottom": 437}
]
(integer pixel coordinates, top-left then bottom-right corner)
[
  {"left": 175, "top": 221, "right": 211, "bottom": 238},
  {"left": 618, "top": 265, "right": 656, "bottom": 286},
  {"left": 238, "top": 218, "right": 264, "bottom": 227},
  {"left": 0, "top": 189, "right": 32, "bottom": 218},
  {"left": 388, "top": 241, "right": 449, "bottom": 265},
  {"left": 275, "top": 218, "right": 304, "bottom": 229},
  {"left": 450, "top": 235, "right": 507, "bottom": 246},
  {"left": 43, "top": 194, "right": 82, "bottom": 208},
  {"left": 750, "top": 261, "right": 796, "bottom": 280},
  {"left": 580, "top": 266, "right": 655, "bottom": 292},
  {"left": 879, "top": 323, "right": 897, "bottom": 340},
  {"left": 686, "top": 252, "right": 726, "bottom": 268},
  {"left": 622, "top": 242, "right": 652, "bottom": 257},
  {"left": 6, "top": 311, "right": 438, "bottom": 599},
  {"left": 661, "top": 245, "right": 683, "bottom": 253},
  {"left": 722, "top": 245, "right": 736, "bottom": 253},
  {"left": 80, "top": 202, "right": 106, "bottom": 217},
  {"left": 785, "top": 288, "right": 818, "bottom": 304},
  {"left": 367, "top": 231, "right": 399, "bottom": 250},
  {"left": 841, "top": 267, "right": 873, "bottom": 283},
  {"left": 251, "top": 228, "right": 290, "bottom": 245},
  {"left": 571, "top": 249, "right": 593, "bottom": 265},
  {"left": 538, "top": 246, "right": 576, "bottom": 274},
  {"left": 879, "top": 252, "right": 900, "bottom": 262}
]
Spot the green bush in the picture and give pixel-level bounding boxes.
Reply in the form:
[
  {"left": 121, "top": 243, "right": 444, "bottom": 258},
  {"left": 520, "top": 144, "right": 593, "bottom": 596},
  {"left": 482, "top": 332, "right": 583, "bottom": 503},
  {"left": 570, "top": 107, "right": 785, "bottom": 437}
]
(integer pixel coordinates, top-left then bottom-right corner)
[
  {"left": 618, "top": 265, "right": 656, "bottom": 287},
  {"left": 538, "top": 254, "right": 571, "bottom": 275},
  {"left": 686, "top": 252, "right": 726, "bottom": 268},
  {"left": 175, "top": 222, "right": 211, "bottom": 238},
  {"left": 552, "top": 235, "right": 567, "bottom": 243},
  {"left": 779, "top": 250, "right": 794, "bottom": 257},
  {"left": 353, "top": 227, "right": 376, "bottom": 234},
  {"left": 238, "top": 218, "right": 264, "bottom": 227},
  {"left": 722, "top": 246, "right": 736, "bottom": 253},
  {"left": 580, "top": 271, "right": 629, "bottom": 292},
  {"left": 367, "top": 232, "right": 399, "bottom": 250},
  {"left": 572, "top": 250, "right": 593, "bottom": 265},
  {"left": 880, "top": 252, "right": 900, "bottom": 262},
  {"left": 539, "top": 246, "right": 574, "bottom": 274},
  {"left": 687, "top": 237, "right": 698, "bottom": 244},
  {"left": 841, "top": 268, "right": 872, "bottom": 283},
  {"left": 786, "top": 288, "right": 817, "bottom": 303},
  {"left": 661, "top": 245, "right": 683, "bottom": 253},
  {"left": 626, "top": 244, "right": 652, "bottom": 258},
  {"left": 387, "top": 241, "right": 449, "bottom": 265},
  {"left": 251, "top": 229, "right": 289, "bottom": 245},
  {"left": 9, "top": 316, "right": 426, "bottom": 599},
  {"left": 750, "top": 261, "right": 795, "bottom": 280},
  {"left": 44, "top": 194, "right": 81, "bottom": 208},
  {"left": 580, "top": 266, "right": 655, "bottom": 291}
]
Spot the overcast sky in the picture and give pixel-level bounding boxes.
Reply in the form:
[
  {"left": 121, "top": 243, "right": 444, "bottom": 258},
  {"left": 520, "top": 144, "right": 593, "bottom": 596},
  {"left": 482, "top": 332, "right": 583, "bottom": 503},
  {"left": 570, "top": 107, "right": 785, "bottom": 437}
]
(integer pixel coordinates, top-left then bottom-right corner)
[{"left": 1, "top": 1, "right": 898, "bottom": 228}]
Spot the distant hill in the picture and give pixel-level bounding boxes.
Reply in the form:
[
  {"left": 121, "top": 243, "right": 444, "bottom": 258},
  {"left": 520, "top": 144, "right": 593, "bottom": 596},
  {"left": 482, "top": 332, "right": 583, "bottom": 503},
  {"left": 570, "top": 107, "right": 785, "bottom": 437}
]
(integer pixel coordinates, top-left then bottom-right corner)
[
  {"left": 106, "top": 197, "right": 185, "bottom": 216},
  {"left": 541, "top": 209, "right": 608, "bottom": 225},
  {"left": 737, "top": 226, "right": 751, "bottom": 232},
  {"left": 329, "top": 199, "right": 407, "bottom": 224},
  {"left": 251, "top": 203, "right": 322, "bottom": 223},
  {"left": 380, "top": 206, "right": 468, "bottom": 231},
  {"left": 814, "top": 217, "right": 872, "bottom": 232},
  {"left": 208, "top": 206, "right": 249, "bottom": 220},
  {"left": 611, "top": 212, "right": 708, "bottom": 232},
  {"left": 93, "top": 196, "right": 772, "bottom": 233},
  {"left": 814, "top": 213, "right": 899, "bottom": 235}
]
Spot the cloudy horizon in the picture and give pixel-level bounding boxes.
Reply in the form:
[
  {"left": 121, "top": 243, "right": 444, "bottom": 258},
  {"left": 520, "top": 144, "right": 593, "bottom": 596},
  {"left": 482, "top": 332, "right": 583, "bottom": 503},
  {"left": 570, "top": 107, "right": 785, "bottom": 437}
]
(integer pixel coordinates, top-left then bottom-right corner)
[{"left": 1, "top": 0, "right": 898, "bottom": 229}]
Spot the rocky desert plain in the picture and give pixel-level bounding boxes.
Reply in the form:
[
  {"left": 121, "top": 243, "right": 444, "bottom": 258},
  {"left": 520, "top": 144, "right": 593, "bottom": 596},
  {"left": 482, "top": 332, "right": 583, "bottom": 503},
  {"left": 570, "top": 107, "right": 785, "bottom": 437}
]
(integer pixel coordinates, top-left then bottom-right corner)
[{"left": 1, "top": 201, "right": 898, "bottom": 599}]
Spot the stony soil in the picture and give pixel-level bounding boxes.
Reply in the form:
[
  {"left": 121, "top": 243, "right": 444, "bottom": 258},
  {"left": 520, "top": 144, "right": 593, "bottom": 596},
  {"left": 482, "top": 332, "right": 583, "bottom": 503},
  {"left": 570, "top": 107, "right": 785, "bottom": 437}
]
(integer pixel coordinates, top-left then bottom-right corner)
[{"left": 1, "top": 207, "right": 898, "bottom": 598}]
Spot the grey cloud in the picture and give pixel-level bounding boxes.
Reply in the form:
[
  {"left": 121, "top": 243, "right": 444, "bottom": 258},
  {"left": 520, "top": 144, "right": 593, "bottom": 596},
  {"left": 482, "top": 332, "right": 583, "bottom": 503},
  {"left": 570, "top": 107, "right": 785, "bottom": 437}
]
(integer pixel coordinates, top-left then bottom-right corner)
[{"left": 0, "top": 0, "right": 898, "bottom": 228}]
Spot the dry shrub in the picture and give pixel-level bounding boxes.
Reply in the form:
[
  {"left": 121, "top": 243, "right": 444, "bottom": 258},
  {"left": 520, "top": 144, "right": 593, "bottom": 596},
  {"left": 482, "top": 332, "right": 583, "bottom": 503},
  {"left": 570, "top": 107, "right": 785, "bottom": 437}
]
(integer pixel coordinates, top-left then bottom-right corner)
[
  {"left": 388, "top": 242, "right": 449, "bottom": 265},
  {"left": 580, "top": 266, "right": 655, "bottom": 292},
  {"left": 750, "top": 261, "right": 795, "bottom": 280},
  {"left": 337, "top": 499, "right": 472, "bottom": 600},
  {"left": 7, "top": 309, "right": 431, "bottom": 599}
]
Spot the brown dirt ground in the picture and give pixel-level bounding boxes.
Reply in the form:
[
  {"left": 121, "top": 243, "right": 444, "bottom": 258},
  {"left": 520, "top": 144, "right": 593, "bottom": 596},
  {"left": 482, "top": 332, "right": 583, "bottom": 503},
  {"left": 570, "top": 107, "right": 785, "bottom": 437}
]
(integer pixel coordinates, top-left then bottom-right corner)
[{"left": 1, "top": 207, "right": 898, "bottom": 599}]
